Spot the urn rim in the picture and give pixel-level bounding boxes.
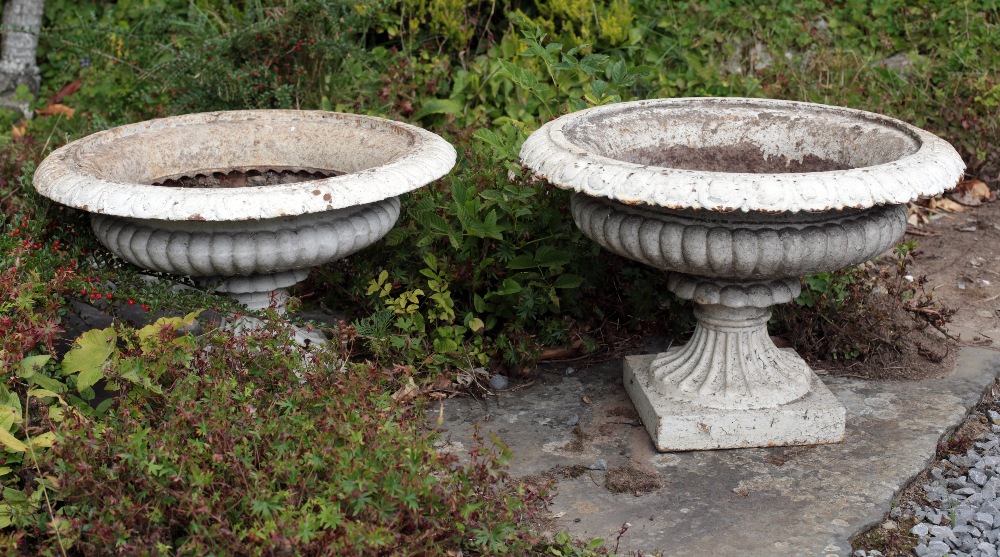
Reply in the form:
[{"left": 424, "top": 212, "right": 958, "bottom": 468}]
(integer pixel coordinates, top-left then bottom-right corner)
[
  {"left": 33, "top": 110, "right": 456, "bottom": 222},
  {"left": 519, "top": 97, "right": 965, "bottom": 213}
]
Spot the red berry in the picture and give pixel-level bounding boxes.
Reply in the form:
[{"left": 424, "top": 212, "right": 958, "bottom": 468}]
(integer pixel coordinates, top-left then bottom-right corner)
[{"left": 128, "top": 299, "right": 134, "bottom": 305}]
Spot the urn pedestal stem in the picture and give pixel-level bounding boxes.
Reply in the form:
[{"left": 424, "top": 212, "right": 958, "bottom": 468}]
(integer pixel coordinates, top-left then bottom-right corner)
[
  {"left": 652, "top": 303, "right": 812, "bottom": 410},
  {"left": 623, "top": 275, "right": 846, "bottom": 451}
]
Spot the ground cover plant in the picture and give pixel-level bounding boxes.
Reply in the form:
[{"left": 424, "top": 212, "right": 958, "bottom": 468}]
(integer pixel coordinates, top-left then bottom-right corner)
[{"left": 1, "top": 0, "right": 996, "bottom": 553}]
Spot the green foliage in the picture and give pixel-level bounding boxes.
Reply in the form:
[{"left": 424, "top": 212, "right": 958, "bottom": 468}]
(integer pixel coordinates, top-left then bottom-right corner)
[
  {"left": 3, "top": 323, "right": 574, "bottom": 555},
  {"left": 38, "top": 0, "right": 390, "bottom": 121},
  {"left": 341, "top": 18, "right": 679, "bottom": 371},
  {"left": 525, "top": 0, "right": 636, "bottom": 47}
]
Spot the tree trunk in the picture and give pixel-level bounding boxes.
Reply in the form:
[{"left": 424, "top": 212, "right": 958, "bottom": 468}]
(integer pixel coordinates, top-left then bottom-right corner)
[{"left": 0, "top": 0, "right": 44, "bottom": 116}]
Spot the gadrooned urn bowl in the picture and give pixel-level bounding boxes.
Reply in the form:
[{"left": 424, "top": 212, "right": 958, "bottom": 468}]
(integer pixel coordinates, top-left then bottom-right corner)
[
  {"left": 520, "top": 98, "right": 965, "bottom": 451},
  {"left": 34, "top": 110, "right": 456, "bottom": 310}
]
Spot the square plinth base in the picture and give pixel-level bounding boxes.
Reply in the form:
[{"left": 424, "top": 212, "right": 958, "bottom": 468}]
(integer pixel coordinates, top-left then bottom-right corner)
[{"left": 624, "top": 354, "right": 846, "bottom": 452}]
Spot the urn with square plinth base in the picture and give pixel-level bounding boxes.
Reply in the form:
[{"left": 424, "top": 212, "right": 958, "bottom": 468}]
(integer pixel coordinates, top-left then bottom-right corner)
[{"left": 624, "top": 353, "right": 845, "bottom": 451}]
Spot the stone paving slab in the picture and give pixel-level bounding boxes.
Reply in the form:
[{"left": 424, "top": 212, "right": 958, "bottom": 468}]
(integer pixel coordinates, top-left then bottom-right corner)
[{"left": 437, "top": 347, "right": 1000, "bottom": 556}]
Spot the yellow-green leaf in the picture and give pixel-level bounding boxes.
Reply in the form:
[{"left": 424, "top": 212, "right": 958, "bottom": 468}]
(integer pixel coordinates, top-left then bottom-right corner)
[
  {"left": 28, "top": 432, "right": 56, "bottom": 449},
  {"left": 0, "top": 428, "right": 27, "bottom": 452},
  {"left": 19, "top": 355, "right": 51, "bottom": 375},
  {"left": 63, "top": 327, "right": 116, "bottom": 392},
  {"left": 137, "top": 309, "right": 202, "bottom": 350},
  {"left": 0, "top": 406, "right": 21, "bottom": 430},
  {"left": 469, "top": 317, "right": 485, "bottom": 333},
  {"left": 48, "top": 406, "right": 64, "bottom": 422},
  {"left": 26, "top": 389, "right": 60, "bottom": 400}
]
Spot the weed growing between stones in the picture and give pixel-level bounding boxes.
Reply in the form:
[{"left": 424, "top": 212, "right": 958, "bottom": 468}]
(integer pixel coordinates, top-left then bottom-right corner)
[{"left": 774, "top": 241, "right": 954, "bottom": 366}]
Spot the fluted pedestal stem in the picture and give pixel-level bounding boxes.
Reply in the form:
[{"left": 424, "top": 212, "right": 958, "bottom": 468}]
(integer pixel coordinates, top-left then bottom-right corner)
[
  {"left": 652, "top": 304, "right": 811, "bottom": 410},
  {"left": 623, "top": 276, "right": 846, "bottom": 451}
]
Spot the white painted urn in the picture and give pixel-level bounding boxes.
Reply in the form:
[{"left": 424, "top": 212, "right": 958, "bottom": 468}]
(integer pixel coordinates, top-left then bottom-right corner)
[
  {"left": 520, "top": 98, "right": 965, "bottom": 451},
  {"left": 34, "top": 110, "right": 456, "bottom": 311}
]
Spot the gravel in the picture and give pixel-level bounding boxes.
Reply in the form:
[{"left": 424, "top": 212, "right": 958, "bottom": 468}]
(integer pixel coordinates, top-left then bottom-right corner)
[{"left": 856, "top": 418, "right": 1000, "bottom": 557}]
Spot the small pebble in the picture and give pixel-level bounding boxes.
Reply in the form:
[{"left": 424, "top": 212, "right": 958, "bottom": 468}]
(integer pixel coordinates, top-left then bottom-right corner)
[
  {"left": 926, "top": 540, "right": 951, "bottom": 557},
  {"left": 564, "top": 366, "right": 576, "bottom": 375},
  {"left": 974, "top": 512, "right": 993, "bottom": 527},
  {"left": 970, "top": 468, "right": 989, "bottom": 486},
  {"left": 590, "top": 459, "right": 608, "bottom": 471},
  {"left": 565, "top": 413, "right": 579, "bottom": 427},
  {"left": 489, "top": 374, "right": 509, "bottom": 390}
]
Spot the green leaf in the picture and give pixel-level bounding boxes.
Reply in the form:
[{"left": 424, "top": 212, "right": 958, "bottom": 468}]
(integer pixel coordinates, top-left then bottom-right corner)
[
  {"left": 19, "top": 355, "right": 51, "bottom": 376},
  {"left": 63, "top": 327, "right": 117, "bottom": 393},
  {"left": 24, "top": 372, "right": 65, "bottom": 394},
  {"left": 473, "top": 294, "right": 487, "bottom": 313},
  {"left": 579, "top": 53, "right": 609, "bottom": 76},
  {"left": 497, "top": 59, "right": 543, "bottom": 92},
  {"left": 452, "top": 181, "right": 472, "bottom": 205},
  {"left": 481, "top": 210, "right": 504, "bottom": 240},
  {"left": 472, "top": 128, "right": 503, "bottom": 151},
  {"left": 506, "top": 255, "right": 536, "bottom": 270},
  {"left": 412, "top": 209, "right": 452, "bottom": 235},
  {"left": 553, "top": 274, "right": 584, "bottom": 289},
  {"left": 492, "top": 278, "right": 522, "bottom": 297},
  {"left": 412, "top": 98, "right": 464, "bottom": 121},
  {"left": 422, "top": 252, "right": 438, "bottom": 272},
  {"left": 383, "top": 227, "right": 407, "bottom": 247},
  {"left": 534, "top": 245, "right": 570, "bottom": 268},
  {"left": 610, "top": 59, "right": 628, "bottom": 84},
  {"left": 2, "top": 488, "right": 27, "bottom": 505}
]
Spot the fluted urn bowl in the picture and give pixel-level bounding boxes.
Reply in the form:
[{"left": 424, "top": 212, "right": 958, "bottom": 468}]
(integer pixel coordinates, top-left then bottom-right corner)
[
  {"left": 34, "top": 110, "right": 456, "bottom": 310},
  {"left": 521, "top": 98, "right": 965, "bottom": 451}
]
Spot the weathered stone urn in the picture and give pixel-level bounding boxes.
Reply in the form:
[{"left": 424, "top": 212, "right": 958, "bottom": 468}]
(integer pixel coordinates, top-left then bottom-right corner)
[
  {"left": 34, "top": 110, "right": 455, "bottom": 311},
  {"left": 520, "top": 98, "right": 965, "bottom": 451}
]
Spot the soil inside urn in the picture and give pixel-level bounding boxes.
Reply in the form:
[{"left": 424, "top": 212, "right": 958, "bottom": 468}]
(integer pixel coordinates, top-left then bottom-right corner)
[
  {"left": 627, "top": 142, "right": 853, "bottom": 173},
  {"left": 153, "top": 168, "right": 341, "bottom": 188}
]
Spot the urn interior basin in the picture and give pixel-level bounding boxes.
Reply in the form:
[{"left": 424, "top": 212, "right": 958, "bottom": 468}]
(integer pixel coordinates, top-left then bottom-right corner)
[
  {"left": 521, "top": 98, "right": 965, "bottom": 451},
  {"left": 34, "top": 110, "right": 456, "bottom": 310}
]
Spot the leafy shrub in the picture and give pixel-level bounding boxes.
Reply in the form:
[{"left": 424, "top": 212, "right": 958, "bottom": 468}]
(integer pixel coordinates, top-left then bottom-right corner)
[
  {"left": 38, "top": 0, "right": 390, "bottom": 121},
  {"left": 0, "top": 319, "right": 572, "bottom": 556}
]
